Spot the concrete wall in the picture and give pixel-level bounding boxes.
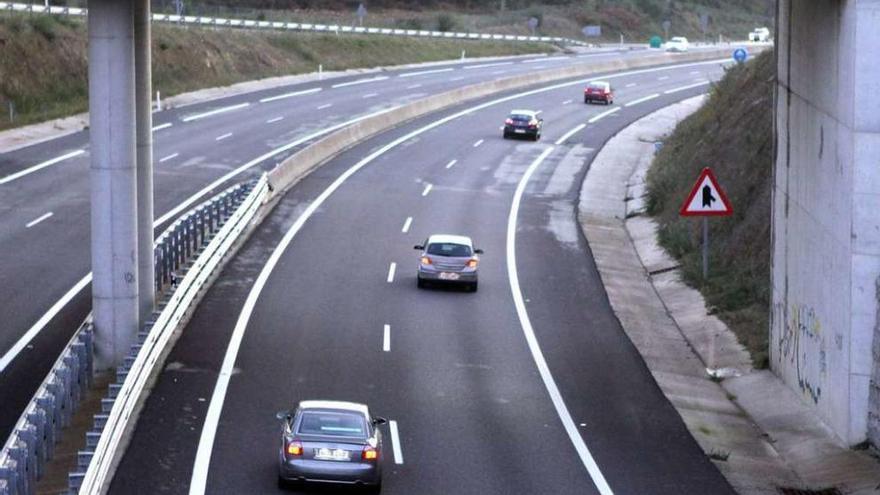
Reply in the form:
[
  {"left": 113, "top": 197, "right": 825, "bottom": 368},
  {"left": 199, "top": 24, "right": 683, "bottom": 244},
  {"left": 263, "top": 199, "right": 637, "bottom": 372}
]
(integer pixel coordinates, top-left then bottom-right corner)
[{"left": 772, "top": 0, "right": 880, "bottom": 446}]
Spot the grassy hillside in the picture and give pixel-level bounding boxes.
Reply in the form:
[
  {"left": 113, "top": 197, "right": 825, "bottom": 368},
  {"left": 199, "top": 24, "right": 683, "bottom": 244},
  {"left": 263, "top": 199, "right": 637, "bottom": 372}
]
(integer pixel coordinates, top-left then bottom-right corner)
[
  {"left": 51, "top": 1, "right": 774, "bottom": 42},
  {"left": 646, "top": 49, "right": 774, "bottom": 367},
  {"left": 0, "top": 14, "right": 551, "bottom": 131}
]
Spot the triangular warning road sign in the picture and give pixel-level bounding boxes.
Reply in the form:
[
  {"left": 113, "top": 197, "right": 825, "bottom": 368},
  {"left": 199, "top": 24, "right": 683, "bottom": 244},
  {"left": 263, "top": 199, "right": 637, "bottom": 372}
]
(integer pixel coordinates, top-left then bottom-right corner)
[{"left": 679, "top": 167, "right": 733, "bottom": 216}]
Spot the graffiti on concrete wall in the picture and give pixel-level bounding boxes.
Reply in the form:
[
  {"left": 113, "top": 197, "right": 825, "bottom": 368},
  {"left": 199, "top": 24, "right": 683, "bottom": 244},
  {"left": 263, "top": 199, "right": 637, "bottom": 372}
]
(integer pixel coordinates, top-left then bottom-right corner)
[{"left": 775, "top": 303, "right": 827, "bottom": 404}]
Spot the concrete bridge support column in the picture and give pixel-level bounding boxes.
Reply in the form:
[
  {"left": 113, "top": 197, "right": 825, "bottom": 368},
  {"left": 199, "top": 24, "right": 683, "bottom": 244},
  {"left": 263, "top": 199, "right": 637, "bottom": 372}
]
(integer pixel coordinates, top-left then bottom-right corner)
[
  {"left": 772, "top": 0, "right": 880, "bottom": 446},
  {"left": 89, "top": 0, "right": 138, "bottom": 370},
  {"left": 135, "top": 0, "right": 155, "bottom": 328}
]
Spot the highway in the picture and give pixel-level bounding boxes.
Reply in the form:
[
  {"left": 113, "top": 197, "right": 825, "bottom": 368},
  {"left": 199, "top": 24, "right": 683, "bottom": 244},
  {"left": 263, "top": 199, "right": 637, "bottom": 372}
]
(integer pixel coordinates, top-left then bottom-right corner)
[
  {"left": 0, "top": 47, "right": 681, "bottom": 440},
  {"left": 102, "top": 58, "right": 734, "bottom": 493}
]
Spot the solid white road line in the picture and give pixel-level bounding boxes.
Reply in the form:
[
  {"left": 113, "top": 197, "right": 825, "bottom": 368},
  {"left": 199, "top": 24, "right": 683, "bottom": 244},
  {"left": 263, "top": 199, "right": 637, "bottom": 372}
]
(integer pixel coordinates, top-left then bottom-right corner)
[
  {"left": 362, "top": 93, "right": 379, "bottom": 99},
  {"left": 387, "top": 263, "right": 397, "bottom": 283},
  {"left": 151, "top": 123, "right": 173, "bottom": 132},
  {"left": 406, "top": 84, "right": 423, "bottom": 90},
  {"left": 625, "top": 83, "right": 637, "bottom": 88},
  {"left": 523, "top": 56, "right": 568, "bottom": 63},
  {"left": 383, "top": 324, "right": 391, "bottom": 352},
  {"left": 182, "top": 102, "right": 250, "bottom": 122},
  {"left": 0, "top": 108, "right": 405, "bottom": 375},
  {"left": 664, "top": 80, "right": 710, "bottom": 94},
  {"left": 215, "top": 133, "right": 233, "bottom": 141},
  {"left": 555, "top": 123, "right": 586, "bottom": 145},
  {"left": 445, "top": 159, "right": 457, "bottom": 169},
  {"left": 331, "top": 76, "right": 389, "bottom": 88},
  {"left": 0, "top": 149, "right": 86, "bottom": 186},
  {"left": 159, "top": 153, "right": 179, "bottom": 163},
  {"left": 421, "top": 184, "right": 433, "bottom": 197},
  {"left": 401, "top": 217, "right": 412, "bottom": 233},
  {"left": 187, "top": 59, "right": 730, "bottom": 493},
  {"left": 389, "top": 420, "right": 404, "bottom": 464},
  {"left": 266, "top": 116, "right": 284, "bottom": 124},
  {"left": 258, "top": 87, "right": 322, "bottom": 104},
  {"left": 657, "top": 76, "right": 670, "bottom": 81},
  {"left": 0, "top": 274, "right": 91, "bottom": 373},
  {"left": 473, "top": 139, "right": 484, "bottom": 148},
  {"left": 588, "top": 107, "right": 620, "bottom": 124},
  {"left": 463, "top": 61, "right": 513, "bottom": 70},
  {"left": 507, "top": 146, "right": 614, "bottom": 495},
  {"left": 625, "top": 93, "right": 660, "bottom": 107},
  {"left": 25, "top": 212, "right": 53, "bottom": 229},
  {"left": 399, "top": 67, "right": 454, "bottom": 78}
]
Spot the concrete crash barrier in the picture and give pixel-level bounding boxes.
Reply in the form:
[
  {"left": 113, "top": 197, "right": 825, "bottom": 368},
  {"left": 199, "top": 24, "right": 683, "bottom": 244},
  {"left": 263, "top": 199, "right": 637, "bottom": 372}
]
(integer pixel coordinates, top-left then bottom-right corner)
[
  {"left": 0, "top": 2, "right": 587, "bottom": 47},
  {"left": 268, "top": 47, "right": 751, "bottom": 195},
  {"left": 0, "top": 179, "right": 266, "bottom": 495},
  {"left": 73, "top": 176, "right": 269, "bottom": 495}
]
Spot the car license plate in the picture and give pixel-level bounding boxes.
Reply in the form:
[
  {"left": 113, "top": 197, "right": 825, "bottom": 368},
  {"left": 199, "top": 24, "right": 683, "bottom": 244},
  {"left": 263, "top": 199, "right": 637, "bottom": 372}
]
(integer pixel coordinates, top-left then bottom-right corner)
[
  {"left": 514, "top": 129, "right": 526, "bottom": 134},
  {"left": 439, "top": 272, "right": 460, "bottom": 280},
  {"left": 314, "top": 448, "right": 350, "bottom": 461}
]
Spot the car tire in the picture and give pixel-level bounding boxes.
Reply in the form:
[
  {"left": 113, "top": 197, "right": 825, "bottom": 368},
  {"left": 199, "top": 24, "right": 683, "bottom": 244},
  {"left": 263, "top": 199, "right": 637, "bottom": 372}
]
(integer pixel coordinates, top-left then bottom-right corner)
[
  {"left": 364, "top": 481, "right": 383, "bottom": 494},
  {"left": 584, "top": 97, "right": 589, "bottom": 104},
  {"left": 277, "top": 477, "right": 296, "bottom": 490},
  {"left": 471, "top": 282, "right": 479, "bottom": 292},
  {"left": 503, "top": 132, "right": 510, "bottom": 139},
  {"left": 417, "top": 277, "right": 425, "bottom": 289}
]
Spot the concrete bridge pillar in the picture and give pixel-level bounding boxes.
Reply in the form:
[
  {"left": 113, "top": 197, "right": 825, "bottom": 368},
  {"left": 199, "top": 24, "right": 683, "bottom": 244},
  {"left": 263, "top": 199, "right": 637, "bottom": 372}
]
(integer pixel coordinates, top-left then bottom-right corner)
[{"left": 773, "top": 0, "right": 880, "bottom": 446}]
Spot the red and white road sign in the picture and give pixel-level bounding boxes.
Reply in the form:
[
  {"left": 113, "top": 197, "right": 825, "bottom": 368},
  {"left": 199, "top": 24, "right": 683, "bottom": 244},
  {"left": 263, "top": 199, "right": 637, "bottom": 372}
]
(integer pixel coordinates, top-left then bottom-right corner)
[{"left": 679, "top": 167, "right": 733, "bottom": 216}]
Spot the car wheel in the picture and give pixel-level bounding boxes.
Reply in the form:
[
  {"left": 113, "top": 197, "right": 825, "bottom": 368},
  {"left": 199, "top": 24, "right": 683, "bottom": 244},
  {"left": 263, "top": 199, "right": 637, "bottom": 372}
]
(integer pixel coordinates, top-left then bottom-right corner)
[
  {"left": 584, "top": 97, "right": 589, "bottom": 104},
  {"left": 503, "top": 132, "right": 510, "bottom": 139},
  {"left": 277, "top": 477, "right": 296, "bottom": 490},
  {"left": 417, "top": 277, "right": 425, "bottom": 289},
  {"left": 471, "top": 282, "right": 479, "bottom": 292},
  {"left": 364, "top": 481, "right": 383, "bottom": 494}
]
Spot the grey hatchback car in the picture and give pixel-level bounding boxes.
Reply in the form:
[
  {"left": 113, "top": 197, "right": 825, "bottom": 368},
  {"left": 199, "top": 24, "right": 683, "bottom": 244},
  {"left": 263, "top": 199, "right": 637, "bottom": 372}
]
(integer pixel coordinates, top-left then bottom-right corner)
[
  {"left": 415, "top": 234, "right": 483, "bottom": 291},
  {"left": 277, "top": 400, "right": 386, "bottom": 492}
]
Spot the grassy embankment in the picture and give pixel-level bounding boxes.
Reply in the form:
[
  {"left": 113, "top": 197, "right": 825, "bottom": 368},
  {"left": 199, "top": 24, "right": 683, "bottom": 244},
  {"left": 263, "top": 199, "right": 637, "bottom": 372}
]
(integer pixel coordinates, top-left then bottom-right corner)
[
  {"left": 646, "top": 49, "right": 774, "bottom": 367},
  {"left": 0, "top": 13, "right": 552, "bottom": 131},
  {"left": 147, "top": 0, "right": 773, "bottom": 44}
]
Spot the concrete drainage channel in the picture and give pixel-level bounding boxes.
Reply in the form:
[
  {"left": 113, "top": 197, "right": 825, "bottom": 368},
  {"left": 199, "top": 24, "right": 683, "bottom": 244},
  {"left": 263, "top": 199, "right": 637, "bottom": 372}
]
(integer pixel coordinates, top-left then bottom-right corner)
[{"left": 0, "top": 47, "right": 748, "bottom": 494}]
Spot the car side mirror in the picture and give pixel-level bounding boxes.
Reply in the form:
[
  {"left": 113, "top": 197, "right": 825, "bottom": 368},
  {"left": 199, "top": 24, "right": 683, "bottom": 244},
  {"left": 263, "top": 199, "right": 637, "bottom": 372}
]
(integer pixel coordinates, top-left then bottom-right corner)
[
  {"left": 276, "top": 410, "right": 291, "bottom": 421},
  {"left": 474, "top": 249, "right": 484, "bottom": 254},
  {"left": 414, "top": 245, "right": 424, "bottom": 250},
  {"left": 372, "top": 416, "right": 388, "bottom": 426}
]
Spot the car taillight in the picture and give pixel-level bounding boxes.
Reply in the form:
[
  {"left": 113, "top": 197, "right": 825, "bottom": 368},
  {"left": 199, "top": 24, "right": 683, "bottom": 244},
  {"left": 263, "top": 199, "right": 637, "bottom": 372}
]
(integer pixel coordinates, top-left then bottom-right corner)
[
  {"left": 420, "top": 256, "right": 432, "bottom": 265},
  {"left": 466, "top": 259, "right": 478, "bottom": 268},
  {"left": 505, "top": 118, "right": 514, "bottom": 125},
  {"left": 286, "top": 440, "right": 303, "bottom": 456},
  {"left": 362, "top": 446, "right": 378, "bottom": 461},
  {"left": 528, "top": 120, "right": 537, "bottom": 128}
]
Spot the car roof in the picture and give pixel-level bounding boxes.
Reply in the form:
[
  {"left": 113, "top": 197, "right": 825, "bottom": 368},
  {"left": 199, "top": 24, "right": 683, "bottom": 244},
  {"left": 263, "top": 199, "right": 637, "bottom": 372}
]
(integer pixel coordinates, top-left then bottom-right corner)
[
  {"left": 670, "top": 37, "right": 687, "bottom": 41},
  {"left": 588, "top": 80, "right": 610, "bottom": 86},
  {"left": 427, "top": 234, "right": 473, "bottom": 246},
  {"left": 298, "top": 400, "right": 369, "bottom": 416},
  {"left": 509, "top": 109, "right": 537, "bottom": 116}
]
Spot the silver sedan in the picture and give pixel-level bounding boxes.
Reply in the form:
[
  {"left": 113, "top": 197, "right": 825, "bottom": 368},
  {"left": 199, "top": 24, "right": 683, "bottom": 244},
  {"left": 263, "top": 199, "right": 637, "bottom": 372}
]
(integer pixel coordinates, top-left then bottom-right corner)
[
  {"left": 415, "top": 234, "right": 483, "bottom": 292},
  {"left": 277, "top": 400, "right": 386, "bottom": 492}
]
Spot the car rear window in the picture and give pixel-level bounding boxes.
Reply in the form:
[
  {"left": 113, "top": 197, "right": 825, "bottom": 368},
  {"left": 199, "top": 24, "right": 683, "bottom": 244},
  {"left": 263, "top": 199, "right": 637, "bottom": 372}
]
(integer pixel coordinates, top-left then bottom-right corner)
[
  {"left": 427, "top": 243, "right": 472, "bottom": 257},
  {"left": 297, "top": 411, "right": 367, "bottom": 438},
  {"left": 588, "top": 83, "right": 608, "bottom": 90},
  {"left": 510, "top": 114, "right": 532, "bottom": 122}
]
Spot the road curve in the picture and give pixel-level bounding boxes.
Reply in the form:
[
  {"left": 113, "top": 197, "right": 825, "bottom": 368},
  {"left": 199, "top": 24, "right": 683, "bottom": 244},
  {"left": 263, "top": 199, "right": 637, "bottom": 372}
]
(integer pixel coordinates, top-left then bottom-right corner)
[{"left": 109, "top": 61, "right": 732, "bottom": 494}]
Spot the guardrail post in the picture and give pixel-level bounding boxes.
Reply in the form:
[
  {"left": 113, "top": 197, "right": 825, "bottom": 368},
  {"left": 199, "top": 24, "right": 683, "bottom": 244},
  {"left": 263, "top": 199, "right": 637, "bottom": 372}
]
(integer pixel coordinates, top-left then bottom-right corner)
[
  {"left": 0, "top": 459, "right": 19, "bottom": 495},
  {"left": 36, "top": 395, "right": 56, "bottom": 460},
  {"left": 7, "top": 445, "right": 27, "bottom": 495},
  {"left": 27, "top": 410, "right": 47, "bottom": 475}
]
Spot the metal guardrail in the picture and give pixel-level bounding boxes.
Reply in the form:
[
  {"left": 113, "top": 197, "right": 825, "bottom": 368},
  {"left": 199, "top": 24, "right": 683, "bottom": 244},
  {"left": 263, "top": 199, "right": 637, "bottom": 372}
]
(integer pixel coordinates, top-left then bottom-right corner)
[
  {"left": 0, "top": 1, "right": 586, "bottom": 46},
  {"left": 74, "top": 174, "right": 268, "bottom": 494},
  {"left": 0, "top": 176, "right": 268, "bottom": 495}
]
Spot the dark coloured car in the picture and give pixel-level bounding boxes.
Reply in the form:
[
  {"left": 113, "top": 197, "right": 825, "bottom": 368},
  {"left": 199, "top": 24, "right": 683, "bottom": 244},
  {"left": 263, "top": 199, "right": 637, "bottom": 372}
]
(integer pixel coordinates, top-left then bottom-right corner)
[
  {"left": 277, "top": 400, "right": 386, "bottom": 492},
  {"left": 502, "top": 109, "right": 543, "bottom": 140},
  {"left": 584, "top": 81, "right": 614, "bottom": 105}
]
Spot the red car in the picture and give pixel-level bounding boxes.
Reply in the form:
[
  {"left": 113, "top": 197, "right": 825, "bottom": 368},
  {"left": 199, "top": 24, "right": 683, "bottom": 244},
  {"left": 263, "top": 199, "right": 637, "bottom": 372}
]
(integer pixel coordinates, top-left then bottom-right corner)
[{"left": 584, "top": 81, "right": 614, "bottom": 105}]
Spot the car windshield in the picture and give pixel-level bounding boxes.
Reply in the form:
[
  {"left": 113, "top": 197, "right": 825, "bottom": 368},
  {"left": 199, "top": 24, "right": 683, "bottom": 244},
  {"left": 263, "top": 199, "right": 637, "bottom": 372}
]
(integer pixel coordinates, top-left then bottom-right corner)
[
  {"left": 297, "top": 411, "right": 367, "bottom": 438},
  {"left": 427, "top": 243, "right": 472, "bottom": 257}
]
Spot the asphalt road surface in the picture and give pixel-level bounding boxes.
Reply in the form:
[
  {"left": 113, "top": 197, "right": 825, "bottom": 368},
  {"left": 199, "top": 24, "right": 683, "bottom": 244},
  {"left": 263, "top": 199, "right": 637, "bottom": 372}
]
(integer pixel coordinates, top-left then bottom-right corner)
[
  {"left": 0, "top": 47, "right": 725, "bottom": 440},
  {"left": 108, "top": 59, "right": 735, "bottom": 494}
]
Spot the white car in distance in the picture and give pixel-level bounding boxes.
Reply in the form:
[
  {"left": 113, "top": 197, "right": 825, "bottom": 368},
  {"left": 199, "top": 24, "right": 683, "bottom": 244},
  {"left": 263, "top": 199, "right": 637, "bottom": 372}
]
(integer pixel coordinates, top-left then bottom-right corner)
[{"left": 666, "top": 37, "right": 690, "bottom": 52}]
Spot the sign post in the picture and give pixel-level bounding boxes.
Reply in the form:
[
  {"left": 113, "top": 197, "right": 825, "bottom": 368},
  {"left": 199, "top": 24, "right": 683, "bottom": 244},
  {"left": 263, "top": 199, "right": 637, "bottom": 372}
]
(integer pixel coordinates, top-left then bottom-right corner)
[{"left": 679, "top": 167, "right": 733, "bottom": 279}]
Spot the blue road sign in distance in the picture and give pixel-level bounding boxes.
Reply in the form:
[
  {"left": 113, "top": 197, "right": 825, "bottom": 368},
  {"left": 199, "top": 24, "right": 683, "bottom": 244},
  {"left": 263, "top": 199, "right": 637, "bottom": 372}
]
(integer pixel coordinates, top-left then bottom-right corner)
[{"left": 733, "top": 48, "right": 748, "bottom": 63}]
